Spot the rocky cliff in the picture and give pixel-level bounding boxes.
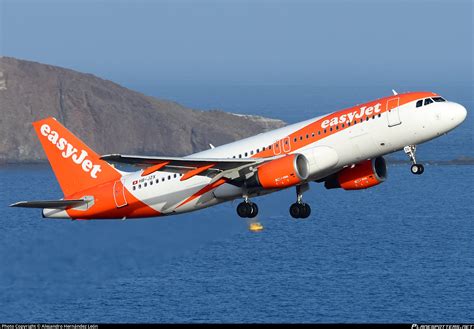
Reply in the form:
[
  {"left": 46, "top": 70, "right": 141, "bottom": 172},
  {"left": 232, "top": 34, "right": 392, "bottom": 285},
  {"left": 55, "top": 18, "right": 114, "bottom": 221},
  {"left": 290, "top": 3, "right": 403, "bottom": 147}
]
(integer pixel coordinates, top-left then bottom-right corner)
[{"left": 0, "top": 57, "right": 285, "bottom": 162}]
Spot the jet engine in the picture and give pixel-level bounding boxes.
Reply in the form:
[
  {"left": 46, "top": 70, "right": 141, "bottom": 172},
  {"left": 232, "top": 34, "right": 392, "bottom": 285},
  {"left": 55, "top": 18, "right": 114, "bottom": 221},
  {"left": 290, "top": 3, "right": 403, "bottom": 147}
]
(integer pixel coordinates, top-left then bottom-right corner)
[
  {"left": 247, "top": 154, "right": 309, "bottom": 189},
  {"left": 324, "top": 156, "right": 387, "bottom": 190}
]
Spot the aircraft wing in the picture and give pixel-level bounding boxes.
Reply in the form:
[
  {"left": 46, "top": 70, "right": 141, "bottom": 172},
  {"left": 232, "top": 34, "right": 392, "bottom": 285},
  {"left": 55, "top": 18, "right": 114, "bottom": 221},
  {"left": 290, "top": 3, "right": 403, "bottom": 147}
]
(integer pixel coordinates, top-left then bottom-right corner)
[
  {"left": 101, "top": 154, "right": 260, "bottom": 170},
  {"left": 10, "top": 199, "right": 87, "bottom": 209},
  {"left": 100, "top": 154, "right": 279, "bottom": 182}
]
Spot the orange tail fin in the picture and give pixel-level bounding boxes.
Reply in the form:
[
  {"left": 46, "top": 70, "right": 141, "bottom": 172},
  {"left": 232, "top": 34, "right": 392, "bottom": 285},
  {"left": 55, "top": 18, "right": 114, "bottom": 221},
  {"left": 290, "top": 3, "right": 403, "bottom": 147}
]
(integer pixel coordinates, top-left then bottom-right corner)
[{"left": 32, "top": 117, "right": 121, "bottom": 196}]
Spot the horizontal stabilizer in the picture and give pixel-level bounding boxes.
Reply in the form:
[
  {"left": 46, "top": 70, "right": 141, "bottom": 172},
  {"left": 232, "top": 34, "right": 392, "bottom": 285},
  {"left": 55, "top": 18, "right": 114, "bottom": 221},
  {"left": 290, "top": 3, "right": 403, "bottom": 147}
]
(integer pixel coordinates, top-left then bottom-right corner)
[{"left": 9, "top": 199, "right": 86, "bottom": 209}]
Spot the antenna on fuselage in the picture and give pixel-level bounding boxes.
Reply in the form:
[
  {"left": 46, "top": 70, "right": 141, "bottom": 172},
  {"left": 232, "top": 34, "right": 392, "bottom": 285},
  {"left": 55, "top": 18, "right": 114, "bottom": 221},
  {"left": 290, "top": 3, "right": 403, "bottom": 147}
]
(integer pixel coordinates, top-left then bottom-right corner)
[{"left": 392, "top": 89, "right": 398, "bottom": 95}]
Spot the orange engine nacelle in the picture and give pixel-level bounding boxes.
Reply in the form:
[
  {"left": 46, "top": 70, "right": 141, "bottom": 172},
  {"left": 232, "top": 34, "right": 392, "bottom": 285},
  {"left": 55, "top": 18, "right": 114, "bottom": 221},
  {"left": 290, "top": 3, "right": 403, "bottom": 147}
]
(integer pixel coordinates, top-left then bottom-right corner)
[
  {"left": 325, "top": 157, "right": 387, "bottom": 190},
  {"left": 249, "top": 154, "right": 309, "bottom": 189}
]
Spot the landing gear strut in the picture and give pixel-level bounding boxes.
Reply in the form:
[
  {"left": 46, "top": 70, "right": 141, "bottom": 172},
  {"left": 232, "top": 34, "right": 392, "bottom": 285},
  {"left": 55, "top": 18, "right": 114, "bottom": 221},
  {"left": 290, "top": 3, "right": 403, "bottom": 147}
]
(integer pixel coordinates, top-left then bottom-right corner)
[
  {"left": 289, "top": 184, "right": 311, "bottom": 219},
  {"left": 404, "top": 145, "right": 424, "bottom": 175},
  {"left": 236, "top": 198, "right": 259, "bottom": 218}
]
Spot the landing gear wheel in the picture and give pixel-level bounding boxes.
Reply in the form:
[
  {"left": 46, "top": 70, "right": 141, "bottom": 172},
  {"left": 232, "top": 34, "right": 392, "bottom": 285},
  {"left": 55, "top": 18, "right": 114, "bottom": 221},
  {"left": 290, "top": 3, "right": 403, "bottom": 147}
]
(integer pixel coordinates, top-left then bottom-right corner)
[
  {"left": 418, "top": 164, "right": 424, "bottom": 174},
  {"left": 289, "top": 203, "right": 301, "bottom": 218},
  {"left": 411, "top": 164, "right": 424, "bottom": 175},
  {"left": 248, "top": 203, "right": 259, "bottom": 218},
  {"left": 290, "top": 203, "right": 311, "bottom": 219},
  {"left": 299, "top": 203, "right": 311, "bottom": 219},
  {"left": 237, "top": 201, "right": 259, "bottom": 218},
  {"left": 237, "top": 202, "right": 251, "bottom": 218}
]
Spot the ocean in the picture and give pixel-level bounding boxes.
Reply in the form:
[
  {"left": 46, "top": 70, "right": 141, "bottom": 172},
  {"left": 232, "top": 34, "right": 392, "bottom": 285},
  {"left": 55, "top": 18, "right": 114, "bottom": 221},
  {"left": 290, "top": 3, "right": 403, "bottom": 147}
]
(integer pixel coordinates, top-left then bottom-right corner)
[{"left": 1, "top": 85, "right": 472, "bottom": 323}]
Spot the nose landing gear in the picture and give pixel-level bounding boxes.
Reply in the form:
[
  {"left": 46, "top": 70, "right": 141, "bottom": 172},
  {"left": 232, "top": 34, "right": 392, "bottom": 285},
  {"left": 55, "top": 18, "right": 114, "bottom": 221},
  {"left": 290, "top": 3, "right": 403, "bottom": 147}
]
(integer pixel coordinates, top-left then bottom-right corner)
[{"left": 404, "top": 145, "right": 424, "bottom": 175}]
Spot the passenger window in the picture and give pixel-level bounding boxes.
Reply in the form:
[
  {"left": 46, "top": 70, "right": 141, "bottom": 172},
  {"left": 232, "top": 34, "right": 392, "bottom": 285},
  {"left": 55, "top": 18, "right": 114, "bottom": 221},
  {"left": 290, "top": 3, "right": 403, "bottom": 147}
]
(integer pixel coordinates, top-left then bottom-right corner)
[
  {"left": 311, "top": 133, "right": 315, "bottom": 137},
  {"left": 174, "top": 174, "right": 177, "bottom": 178},
  {"left": 336, "top": 126, "right": 339, "bottom": 130},
  {"left": 133, "top": 186, "right": 136, "bottom": 191},
  {"left": 168, "top": 175, "right": 171, "bottom": 180},
  {"left": 239, "top": 154, "right": 242, "bottom": 158},
  {"left": 257, "top": 148, "right": 260, "bottom": 153},
  {"left": 330, "top": 127, "right": 333, "bottom": 132},
  {"left": 156, "top": 179, "right": 159, "bottom": 184},
  {"left": 294, "top": 137, "right": 297, "bottom": 142},
  {"left": 144, "top": 182, "right": 147, "bottom": 187},
  {"left": 250, "top": 150, "right": 254, "bottom": 155},
  {"left": 269, "top": 145, "right": 272, "bottom": 150},
  {"left": 433, "top": 97, "right": 446, "bottom": 102},
  {"left": 318, "top": 131, "right": 321, "bottom": 135},
  {"left": 138, "top": 185, "right": 142, "bottom": 189},
  {"left": 300, "top": 136, "right": 303, "bottom": 141},
  {"left": 263, "top": 146, "right": 266, "bottom": 151},
  {"left": 416, "top": 100, "right": 423, "bottom": 108},
  {"left": 245, "top": 152, "right": 248, "bottom": 157},
  {"left": 150, "top": 181, "right": 153, "bottom": 185},
  {"left": 424, "top": 98, "right": 434, "bottom": 106},
  {"left": 306, "top": 134, "right": 309, "bottom": 139}
]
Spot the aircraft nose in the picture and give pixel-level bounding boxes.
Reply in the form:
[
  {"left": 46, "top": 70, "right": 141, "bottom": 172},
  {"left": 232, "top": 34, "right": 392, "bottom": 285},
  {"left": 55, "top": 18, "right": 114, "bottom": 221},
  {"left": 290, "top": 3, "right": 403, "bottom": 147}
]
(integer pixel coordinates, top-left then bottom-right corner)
[{"left": 451, "top": 103, "right": 467, "bottom": 126}]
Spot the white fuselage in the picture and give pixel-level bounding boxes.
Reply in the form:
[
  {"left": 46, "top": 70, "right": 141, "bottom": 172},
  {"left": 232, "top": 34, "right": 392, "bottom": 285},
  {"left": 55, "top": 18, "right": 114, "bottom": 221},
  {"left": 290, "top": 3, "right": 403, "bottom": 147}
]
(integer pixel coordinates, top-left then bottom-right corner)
[{"left": 120, "top": 96, "right": 467, "bottom": 216}]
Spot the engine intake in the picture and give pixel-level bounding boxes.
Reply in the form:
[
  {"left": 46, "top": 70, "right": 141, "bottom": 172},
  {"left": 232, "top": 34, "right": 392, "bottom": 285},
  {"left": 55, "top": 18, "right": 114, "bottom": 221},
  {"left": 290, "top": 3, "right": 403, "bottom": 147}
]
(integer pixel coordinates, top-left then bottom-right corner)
[
  {"left": 248, "top": 154, "right": 309, "bottom": 189},
  {"left": 325, "top": 156, "right": 387, "bottom": 190}
]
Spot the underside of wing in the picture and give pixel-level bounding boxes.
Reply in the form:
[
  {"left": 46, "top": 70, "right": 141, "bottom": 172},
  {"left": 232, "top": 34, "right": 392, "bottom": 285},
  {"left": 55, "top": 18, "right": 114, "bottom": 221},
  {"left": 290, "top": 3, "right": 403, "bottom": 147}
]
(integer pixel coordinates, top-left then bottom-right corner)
[{"left": 9, "top": 199, "right": 86, "bottom": 209}]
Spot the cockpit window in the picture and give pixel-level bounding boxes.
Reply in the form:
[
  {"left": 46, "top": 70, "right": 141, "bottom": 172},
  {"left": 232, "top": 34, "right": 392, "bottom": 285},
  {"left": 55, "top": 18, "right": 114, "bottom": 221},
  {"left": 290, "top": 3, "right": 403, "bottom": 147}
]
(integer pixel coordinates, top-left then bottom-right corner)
[
  {"left": 424, "top": 98, "right": 434, "bottom": 106},
  {"left": 416, "top": 100, "right": 423, "bottom": 108},
  {"left": 432, "top": 96, "right": 446, "bottom": 102}
]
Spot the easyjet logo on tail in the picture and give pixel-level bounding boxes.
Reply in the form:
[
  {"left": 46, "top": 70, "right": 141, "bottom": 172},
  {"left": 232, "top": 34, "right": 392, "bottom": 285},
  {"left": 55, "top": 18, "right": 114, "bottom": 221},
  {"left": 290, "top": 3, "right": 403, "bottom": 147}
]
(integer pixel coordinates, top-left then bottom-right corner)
[
  {"left": 40, "top": 124, "right": 102, "bottom": 178},
  {"left": 321, "top": 103, "right": 382, "bottom": 128}
]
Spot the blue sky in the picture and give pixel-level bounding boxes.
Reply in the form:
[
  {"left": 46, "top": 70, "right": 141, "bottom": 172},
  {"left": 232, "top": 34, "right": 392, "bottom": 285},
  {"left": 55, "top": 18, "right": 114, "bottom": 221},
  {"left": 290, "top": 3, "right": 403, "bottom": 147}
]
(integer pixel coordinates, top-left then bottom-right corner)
[{"left": 1, "top": 0, "right": 472, "bottom": 87}]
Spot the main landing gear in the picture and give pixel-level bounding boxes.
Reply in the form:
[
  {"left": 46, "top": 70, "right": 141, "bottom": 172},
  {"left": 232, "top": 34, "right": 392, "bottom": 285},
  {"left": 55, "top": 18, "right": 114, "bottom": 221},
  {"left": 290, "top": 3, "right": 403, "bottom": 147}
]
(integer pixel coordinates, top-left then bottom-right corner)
[
  {"left": 289, "top": 184, "right": 311, "bottom": 219},
  {"left": 404, "top": 145, "right": 424, "bottom": 175},
  {"left": 236, "top": 184, "right": 312, "bottom": 219},
  {"left": 236, "top": 198, "right": 259, "bottom": 218}
]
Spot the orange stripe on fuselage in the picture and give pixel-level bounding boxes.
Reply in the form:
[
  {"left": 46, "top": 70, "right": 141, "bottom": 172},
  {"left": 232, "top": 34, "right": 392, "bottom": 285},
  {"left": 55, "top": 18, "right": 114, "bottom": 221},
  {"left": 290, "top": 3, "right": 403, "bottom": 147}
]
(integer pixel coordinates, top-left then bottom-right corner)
[{"left": 252, "top": 91, "right": 437, "bottom": 159}]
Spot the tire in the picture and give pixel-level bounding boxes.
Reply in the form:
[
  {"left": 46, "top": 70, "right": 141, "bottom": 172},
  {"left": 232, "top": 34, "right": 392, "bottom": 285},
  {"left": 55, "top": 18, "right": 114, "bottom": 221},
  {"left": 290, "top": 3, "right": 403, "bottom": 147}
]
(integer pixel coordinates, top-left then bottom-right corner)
[
  {"left": 289, "top": 203, "right": 301, "bottom": 218},
  {"left": 418, "top": 164, "right": 425, "bottom": 175},
  {"left": 237, "top": 202, "right": 251, "bottom": 218},
  {"left": 299, "top": 203, "right": 311, "bottom": 219},
  {"left": 248, "top": 203, "right": 258, "bottom": 218}
]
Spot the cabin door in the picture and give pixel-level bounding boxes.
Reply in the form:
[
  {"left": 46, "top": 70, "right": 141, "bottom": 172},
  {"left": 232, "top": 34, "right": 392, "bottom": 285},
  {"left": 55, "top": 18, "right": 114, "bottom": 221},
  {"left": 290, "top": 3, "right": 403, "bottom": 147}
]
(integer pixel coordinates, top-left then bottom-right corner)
[
  {"left": 386, "top": 97, "right": 401, "bottom": 127},
  {"left": 113, "top": 180, "right": 128, "bottom": 208}
]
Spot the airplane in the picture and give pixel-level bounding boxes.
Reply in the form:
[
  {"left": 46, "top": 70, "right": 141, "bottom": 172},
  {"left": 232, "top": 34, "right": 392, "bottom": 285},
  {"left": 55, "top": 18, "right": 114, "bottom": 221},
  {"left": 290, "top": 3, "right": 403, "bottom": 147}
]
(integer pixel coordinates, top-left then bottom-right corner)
[{"left": 11, "top": 91, "right": 467, "bottom": 220}]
